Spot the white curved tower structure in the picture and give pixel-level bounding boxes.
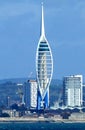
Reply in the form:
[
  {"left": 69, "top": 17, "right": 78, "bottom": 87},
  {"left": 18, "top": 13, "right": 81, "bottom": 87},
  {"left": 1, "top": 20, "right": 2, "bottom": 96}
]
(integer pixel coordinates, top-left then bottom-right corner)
[{"left": 36, "top": 3, "right": 53, "bottom": 109}]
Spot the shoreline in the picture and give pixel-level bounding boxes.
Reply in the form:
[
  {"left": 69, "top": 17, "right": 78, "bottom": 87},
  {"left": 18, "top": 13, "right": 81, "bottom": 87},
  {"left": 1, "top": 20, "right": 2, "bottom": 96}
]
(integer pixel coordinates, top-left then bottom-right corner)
[{"left": 0, "top": 117, "right": 85, "bottom": 123}]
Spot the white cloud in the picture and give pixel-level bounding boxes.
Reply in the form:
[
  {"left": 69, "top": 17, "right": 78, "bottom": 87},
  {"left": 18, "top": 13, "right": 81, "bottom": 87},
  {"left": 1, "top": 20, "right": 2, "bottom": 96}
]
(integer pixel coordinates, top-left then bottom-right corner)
[
  {"left": 75, "top": 1, "right": 85, "bottom": 20},
  {"left": 0, "top": 1, "right": 40, "bottom": 20},
  {"left": 45, "top": 1, "right": 85, "bottom": 20}
]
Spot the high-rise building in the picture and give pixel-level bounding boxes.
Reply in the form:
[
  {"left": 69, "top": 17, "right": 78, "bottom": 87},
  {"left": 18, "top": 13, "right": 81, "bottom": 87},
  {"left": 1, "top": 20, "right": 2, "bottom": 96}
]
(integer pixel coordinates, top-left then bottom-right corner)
[
  {"left": 36, "top": 3, "right": 53, "bottom": 110},
  {"left": 24, "top": 80, "right": 37, "bottom": 109},
  {"left": 63, "top": 75, "right": 83, "bottom": 107}
]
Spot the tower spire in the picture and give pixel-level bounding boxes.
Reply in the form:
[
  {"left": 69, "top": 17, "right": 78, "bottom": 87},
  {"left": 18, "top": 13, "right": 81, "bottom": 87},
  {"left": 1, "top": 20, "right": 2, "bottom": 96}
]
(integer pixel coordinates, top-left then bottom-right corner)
[{"left": 41, "top": 2, "right": 45, "bottom": 37}]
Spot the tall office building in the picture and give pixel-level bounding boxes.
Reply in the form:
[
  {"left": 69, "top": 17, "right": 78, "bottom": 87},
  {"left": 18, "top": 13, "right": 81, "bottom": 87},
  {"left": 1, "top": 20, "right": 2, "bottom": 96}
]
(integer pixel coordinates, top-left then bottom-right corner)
[
  {"left": 36, "top": 4, "right": 53, "bottom": 110},
  {"left": 63, "top": 75, "right": 83, "bottom": 107},
  {"left": 24, "top": 80, "right": 37, "bottom": 109}
]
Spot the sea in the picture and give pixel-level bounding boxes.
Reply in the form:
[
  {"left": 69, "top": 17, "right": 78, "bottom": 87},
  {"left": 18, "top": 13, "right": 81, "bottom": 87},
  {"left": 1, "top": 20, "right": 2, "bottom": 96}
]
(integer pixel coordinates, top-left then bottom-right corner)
[{"left": 0, "top": 122, "right": 85, "bottom": 130}]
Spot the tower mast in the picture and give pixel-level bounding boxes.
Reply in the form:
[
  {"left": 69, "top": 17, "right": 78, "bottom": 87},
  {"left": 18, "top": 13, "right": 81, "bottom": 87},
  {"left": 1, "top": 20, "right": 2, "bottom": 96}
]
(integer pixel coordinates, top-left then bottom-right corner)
[{"left": 41, "top": 2, "right": 45, "bottom": 37}]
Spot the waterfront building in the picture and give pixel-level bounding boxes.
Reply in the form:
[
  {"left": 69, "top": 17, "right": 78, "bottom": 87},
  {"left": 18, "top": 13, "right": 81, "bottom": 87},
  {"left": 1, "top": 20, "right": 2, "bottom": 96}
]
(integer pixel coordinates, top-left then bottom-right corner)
[
  {"left": 24, "top": 80, "right": 37, "bottom": 109},
  {"left": 63, "top": 75, "right": 83, "bottom": 107},
  {"left": 36, "top": 4, "right": 53, "bottom": 110}
]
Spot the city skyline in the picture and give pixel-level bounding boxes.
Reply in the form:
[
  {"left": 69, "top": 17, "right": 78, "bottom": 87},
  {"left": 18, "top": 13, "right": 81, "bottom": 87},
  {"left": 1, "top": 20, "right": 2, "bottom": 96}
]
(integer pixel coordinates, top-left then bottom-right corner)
[{"left": 0, "top": 1, "right": 85, "bottom": 80}]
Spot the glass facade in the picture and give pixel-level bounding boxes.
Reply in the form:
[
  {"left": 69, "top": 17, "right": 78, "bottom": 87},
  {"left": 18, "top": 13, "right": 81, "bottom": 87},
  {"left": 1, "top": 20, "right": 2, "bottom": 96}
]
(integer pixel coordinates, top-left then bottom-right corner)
[{"left": 36, "top": 39, "right": 53, "bottom": 99}]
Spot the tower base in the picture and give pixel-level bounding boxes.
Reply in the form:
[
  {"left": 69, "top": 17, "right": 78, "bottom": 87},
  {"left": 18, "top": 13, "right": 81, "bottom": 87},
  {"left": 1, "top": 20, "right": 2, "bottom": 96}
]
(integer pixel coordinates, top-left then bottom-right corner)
[{"left": 37, "top": 89, "right": 49, "bottom": 110}]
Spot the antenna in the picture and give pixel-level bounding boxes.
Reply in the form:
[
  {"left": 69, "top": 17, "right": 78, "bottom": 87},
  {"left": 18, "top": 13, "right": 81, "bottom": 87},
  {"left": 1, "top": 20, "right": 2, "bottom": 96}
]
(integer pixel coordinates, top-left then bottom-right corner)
[{"left": 41, "top": 2, "right": 45, "bottom": 37}]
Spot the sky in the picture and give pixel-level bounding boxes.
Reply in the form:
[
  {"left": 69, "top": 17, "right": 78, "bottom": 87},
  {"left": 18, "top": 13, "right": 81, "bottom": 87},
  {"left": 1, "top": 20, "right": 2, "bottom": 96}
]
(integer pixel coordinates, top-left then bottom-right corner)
[{"left": 0, "top": 0, "right": 85, "bottom": 80}]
